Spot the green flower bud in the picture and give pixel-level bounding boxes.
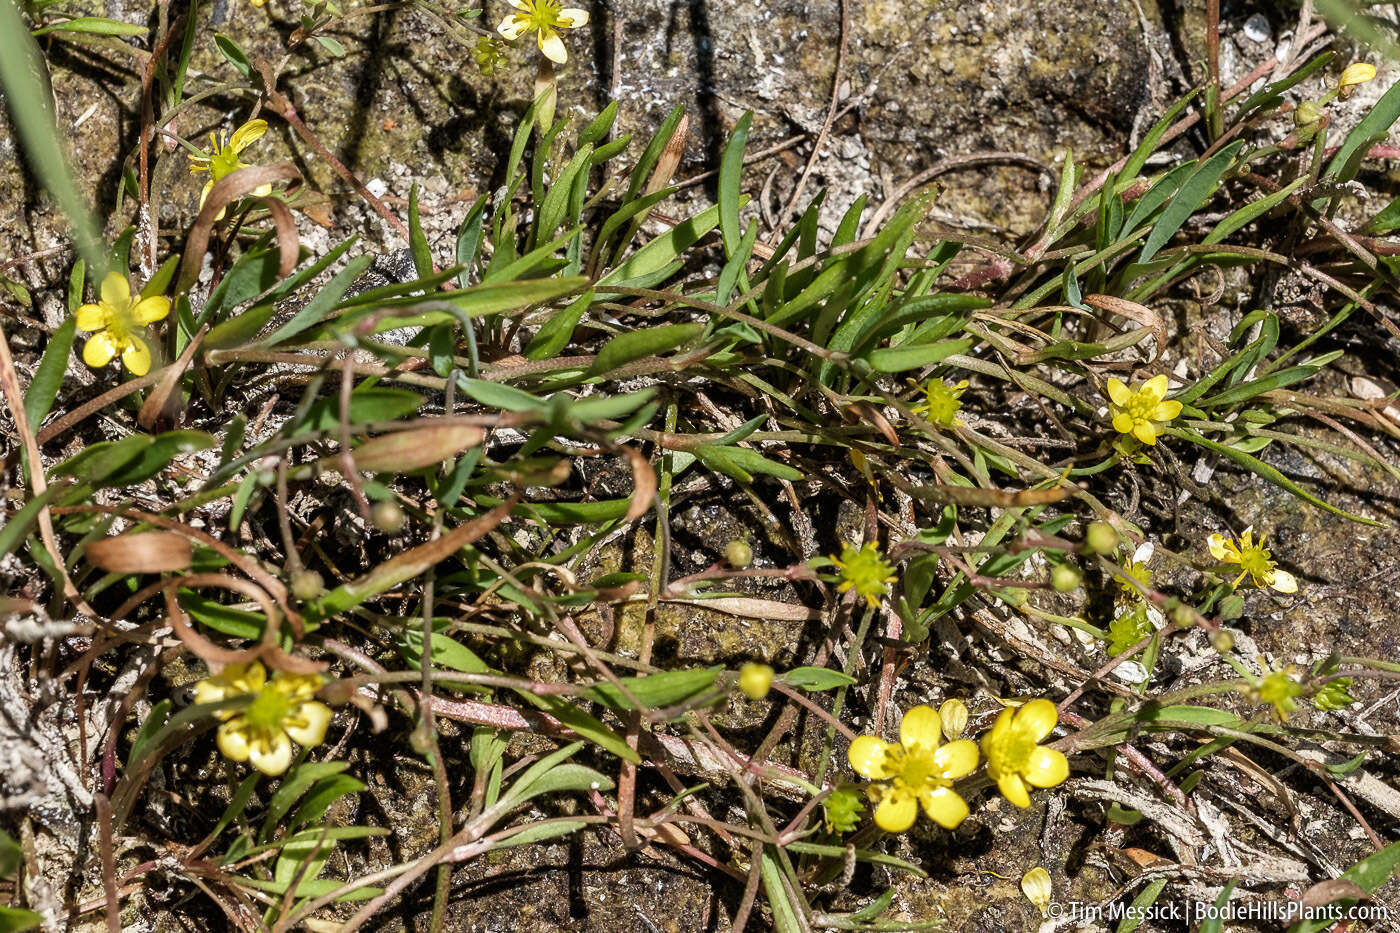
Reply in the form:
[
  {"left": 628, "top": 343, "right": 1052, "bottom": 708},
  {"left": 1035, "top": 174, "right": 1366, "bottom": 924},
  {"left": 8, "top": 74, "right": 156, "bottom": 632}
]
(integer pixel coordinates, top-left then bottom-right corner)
[
  {"left": 1050, "top": 563, "right": 1082, "bottom": 593},
  {"left": 290, "top": 569, "right": 324, "bottom": 601},
  {"left": 725, "top": 540, "right": 754, "bottom": 569},
  {"left": 1084, "top": 521, "right": 1119, "bottom": 555},
  {"left": 737, "top": 663, "right": 774, "bottom": 700},
  {"left": 371, "top": 500, "right": 406, "bottom": 534}
]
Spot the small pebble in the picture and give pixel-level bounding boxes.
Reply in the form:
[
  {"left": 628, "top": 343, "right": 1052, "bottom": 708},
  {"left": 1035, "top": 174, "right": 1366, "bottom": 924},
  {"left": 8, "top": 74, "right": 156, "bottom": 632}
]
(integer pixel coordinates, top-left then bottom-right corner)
[{"left": 1242, "top": 13, "right": 1270, "bottom": 42}]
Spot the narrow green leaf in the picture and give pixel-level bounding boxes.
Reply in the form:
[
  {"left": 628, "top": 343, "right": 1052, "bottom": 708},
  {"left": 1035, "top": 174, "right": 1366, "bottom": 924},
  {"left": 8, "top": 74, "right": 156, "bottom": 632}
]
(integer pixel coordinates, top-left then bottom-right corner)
[
  {"left": 23, "top": 316, "right": 75, "bottom": 429},
  {"left": 31, "top": 16, "right": 148, "bottom": 35},
  {"left": 588, "top": 322, "right": 703, "bottom": 375},
  {"left": 1140, "top": 141, "right": 1244, "bottom": 262},
  {"left": 719, "top": 111, "right": 753, "bottom": 256},
  {"left": 408, "top": 183, "right": 433, "bottom": 278},
  {"left": 865, "top": 337, "right": 972, "bottom": 373}
]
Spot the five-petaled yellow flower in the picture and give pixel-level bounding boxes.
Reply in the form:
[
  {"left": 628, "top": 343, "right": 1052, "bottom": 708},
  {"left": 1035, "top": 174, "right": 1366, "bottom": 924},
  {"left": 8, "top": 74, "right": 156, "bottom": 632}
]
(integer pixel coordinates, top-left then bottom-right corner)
[
  {"left": 1104, "top": 374, "right": 1181, "bottom": 446},
  {"left": 75, "top": 272, "right": 170, "bottom": 376},
  {"left": 981, "top": 698, "right": 1070, "bottom": 808},
  {"left": 188, "top": 119, "right": 273, "bottom": 220},
  {"left": 194, "top": 660, "right": 332, "bottom": 776},
  {"left": 848, "top": 704, "right": 980, "bottom": 832},
  {"left": 497, "top": 0, "right": 589, "bottom": 64},
  {"left": 1207, "top": 526, "right": 1297, "bottom": 594},
  {"left": 831, "top": 541, "right": 896, "bottom": 609}
]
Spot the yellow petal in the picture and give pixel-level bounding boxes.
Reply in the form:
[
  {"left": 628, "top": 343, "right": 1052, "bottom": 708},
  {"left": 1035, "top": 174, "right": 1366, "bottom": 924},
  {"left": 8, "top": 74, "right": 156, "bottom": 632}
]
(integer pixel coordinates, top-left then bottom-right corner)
[
  {"left": 498, "top": 14, "right": 530, "bottom": 39},
  {"left": 217, "top": 721, "right": 252, "bottom": 762},
  {"left": 1105, "top": 378, "right": 1131, "bottom": 406},
  {"left": 121, "top": 334, "right": 152, "bottom": 376},
  {"left": 873, "top": 789, "right": 918, "bottom": 832},
  {"left": 539, "top": 30, "right": 568, "bottom": 63},
  {"left": 1340, "top": 62, "right": 1377, "bottom": 87},
  {"left": 998, "top": 773, "right": 1031, "bottom": 808},
  {"left": 99, "top": 272, "right": 130, "bottom": 309},
  {"left": 192, "top": 679, "right": 229, "bottom": 706},
  {"left": 1112, "top": 413, "right": 1136, "bottom": 435},
  {"left": 1142, "top": 373, "right": 1169, "bottom": 402},
  {"left": 285, "top": 701, "right": 333, "bottom": 747},
  {"left": 249, "top": 730, "right": 294, "bottom": 776},
  {"left": 132, "top": 295, "right": 171, "bottom": 325},
  {"left": 933, "top": 738, "right": 980, "bottom": 780},
  {"left": 1153, "top": 399, "right": 1182, "bottom": 421},
  {"left": 243, "top": 661, "right": 268, "bottom": 690},
  {"left": 508, "top": 0, "right": 527, "bottom": 7},
  {"left": 848, "top": 735, "right": 893, "bottom": 779},
  {"left": 1239, "top": 526, "right": 1255, "bottom": 547},
  {"left": 1269, "top": 569, "right": 1298, "bottom": 594},
  {"left": 1025, "top": 746, "right": 1069, "bottom": 788},
  {"left": 919, "top": 786, "right": 969, "bottom": 829},
  {"left": 1132, "top": 420, "right": 1158, "bottom": 445},
  {"left": 938, "top": 699, "right": 968, "bottom": 740},
  {"left": 75, "top": 303, "right": 110, "bottom": 332},
  {"left": 1207, "top": 533, "right": 1229, "bottom": 561},
  {"left": 200, "top": 178, "right": 214, "bottom": 208},
  {"left": 558, "top": 7, "right": 589, "bottom": 26},
  {"left": 82, "top": 331, "right": 120, "bottom": 368},
  {"left": 899, "top": 705, "right": 943, "bottom": 751},
  {"left": 1015, "top": 698, "right": 1059, "bottom": 743},
  {"left": 229, "top": 119, "right": 269, "bottom": 154}
]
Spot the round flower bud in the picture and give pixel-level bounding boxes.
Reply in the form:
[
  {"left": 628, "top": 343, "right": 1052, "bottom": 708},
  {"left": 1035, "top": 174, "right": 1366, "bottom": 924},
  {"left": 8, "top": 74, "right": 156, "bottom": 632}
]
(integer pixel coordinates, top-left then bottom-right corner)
[
  {"left": 1083, "top": 521, "right": 1119, "bottom": 555},
  {"left": 1294, "top": 100, "right": 1324, "bottom": 127},
  {"left": 737, "top": 662, "right": 774, "bottom": 700},
  {"left": 1211, "top": 629, "right": 1235, "bottom": 654},
  {"left": 1170, "top": 603, "right": 1196, "bottom": 629},
  {"left": 371, "top": 500, "right": 406, "bottom": 534},
  {"left": 290, "top": 569, "right": 324, "bottom": 601},
  {"left": 1050, "top": 563, "right": 1082, "bottom": 593},
  {"left": 725, "top": 540, "right": 754, "bottom": 569}
]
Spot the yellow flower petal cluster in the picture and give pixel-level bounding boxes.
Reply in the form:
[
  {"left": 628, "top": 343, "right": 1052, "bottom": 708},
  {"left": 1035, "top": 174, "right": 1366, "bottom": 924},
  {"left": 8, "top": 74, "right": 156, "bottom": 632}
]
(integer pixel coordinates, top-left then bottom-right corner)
[
  {"left": 188, "top": 119, "right": 272, "bottom": 220},
  {"left": 831, "top": 541, "right": 896, "bottom": 609},
  {"left": 497, "top": 0, "right": 589, "bottom": 64},
  {"left": 1207, "top": 526, "right": 1297, "bottom": 594},
  {"left": 75, "top": 272, "right": 170, "bottom": 376},
  {"left": 981, "top": 699, "right": 1069, "bottom": 808},
  {"left": 194, "top": 661, "right": 332, "bottom": 776},
  {"left": 911, "top": 378, "right": 967, "bottom": 428},
  {"left": 847, "top": 705, "right": 980, "bottom": 832},
  {"left": 1104, "top": 374, "right": 1181, "bottom": 445},
  {"left": 1339, "top": 62, "right": 1377, "bottom": 89}
]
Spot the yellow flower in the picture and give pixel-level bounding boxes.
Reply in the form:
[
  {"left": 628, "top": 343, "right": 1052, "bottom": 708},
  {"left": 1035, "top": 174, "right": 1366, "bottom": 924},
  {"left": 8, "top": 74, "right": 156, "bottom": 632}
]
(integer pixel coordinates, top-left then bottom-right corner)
[
  {"left": 1021, "top": 867, "right": 1053, "bottom": 917},
  {"left": 981, "top": 698, "right": 1069, "bottom": 808},
  {"left": 1247, "top": 666, "right": 1304, "bottom": 721},
  {"left": 188, "top": 119, "right": 272, "bottom": 220},
  {"left": 194, "top": 661, "right": 332, "bottom": 776},
  {"left": 911, "top": 378, "right": 967, "bottom": 428},
  {"left": 75, "top": 272, "right": 170, "bottom": 376},
  {"left": 1206, "top": 526, "right": 1297, "bottom": 594},
  {"left": 1339, "top": 62, "right": 1377, "bottom": 89},
  {"left": 1105, "top": 374, "right": 1181, "bottom": 445},
  {"left": 847, "top": 704, "right": 980, "bottom": 832},
  {"left": 737, "top": 662, "right": 773, "bottom": 700},
  {"left": 497, "top": 0, "right": 589, "bottom": 64},
  {"left": 831, "top": 541, "right": 896, "bottom": 609}
]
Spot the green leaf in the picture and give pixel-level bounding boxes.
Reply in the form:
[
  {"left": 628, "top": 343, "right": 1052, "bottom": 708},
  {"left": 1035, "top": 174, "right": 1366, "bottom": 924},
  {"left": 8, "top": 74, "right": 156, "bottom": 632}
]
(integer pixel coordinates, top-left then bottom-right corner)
[
  {"left": 535, "top": 145, "right": 594, "bottom": 248},
  {"left": 1325, "top": 74, "right": 1400, "bottom": 185},
  {"left": 31, "top": 16, "right": 148, "bottom": 35},
  {"left": 625, "top": 103, "right": 685, "bottom": 203},
  {"left": 408, "top": 183, "right": 433, "bottom": 279},
  {"left": 260, "top": 254, "right": 373, "bottom": 346},
  {"left": 289, "top": 774, "right": 366, "bottom": 831},
  {"left": 1168, "top": 427, "right": 1377, "bottom": 524},
  {"left": 1116, "top": 878, "right": 1167, "bottom": 933},
  {"left": 588, "top": 322, "right": 703, "bottom": 375},
  {"left": 23, "top": 316, "right": 75, "bottom": 430},
  {"left": 719, "top": 111, "right": 753, "bottom": 256},
  {"left": 1140, "top": 141, "right": 1244, "bottom": 262},
  {"left": 298, "top": 388, "right": 423, "bottom": 431},
  {"left": 1197, "top": 881, "right": 1236, "bottom": 933},
  {"left": 499, "top": 820, "right": 591, "bottom": 848},
  {"left": 864, "top": 337, "right": 972, "bottom": 373},
  {"left": 781, "top": 667, "right": 856, "bottom": 691},
  {"left": 525, "top": 290, "right": 592, "bottom": 360},
  {"left": 1288, "top": 840, "right": 1400, "bottom": 933},
  {"left": 514, "top": 693, "right": 640, "bottom": 763},
  {"left": 694, "top": 444, "right": 803, "bottom": 482},
  {"left": 1119, "top": 89, "right": 1199, "bottom": 187},
  {"left": 0, "top": 830, "right": 19, "bottom": 877},
  {"left": 397, "top": 628, "right": 492, "bottom": 685},
  {"left": 126, "top": 700, "right": 172, "bottom": 771},
  {"left": 457, "top": 377, "right": 547, "bottom": 412},
  {"left": 261, "top": 762, "right": 353, "bottom": 842},
  {"left": 599, "top": 203, "right": 731, "bottom": 289},
  {"left": 0, "top": 907, "right": 42, "bottom": 933},
  {"left": 204, "top": 302, "right": 277, "bottom": 351},
  {"left": 582, "top": 667, "right": 721, "bottom": 711}
]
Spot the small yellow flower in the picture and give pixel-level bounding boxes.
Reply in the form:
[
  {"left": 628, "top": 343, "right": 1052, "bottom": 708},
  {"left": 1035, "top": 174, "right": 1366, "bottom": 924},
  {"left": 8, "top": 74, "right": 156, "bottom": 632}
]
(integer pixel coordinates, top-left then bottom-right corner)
[
  {"left": 981, "top": 698, "right": 1069, "bottom": 808},
  {"left": 1247, "top": 666, "right": 1304, "bottom": 721},
  {"left": 75, "top": 272, "right": 170, "bottom": 377},
  {"left": 188, "top": 119, "right": 272, "bottom": 220},
  {"left": 737, "top": 662, "right": 773, "bottom": 700},
  {"left": 1021, "top": 866, "right": 1053, "bottom": 917},
  {"left": 497, "top": 0, "right": 589, "bottom": 64},
  {"left": 1207, "top": 526, "right": 1297, "bottom": 594},
  {"left": 1339, "top": 62, "right": 1378, "bottom": 89},
  {"left": 911, "top": 378, "right": 967, "bottom": 428},
  {"left": 1104, "top": 374, "right": 1181, "bottom": 445},
  {"left": 848, "top": 705, "right": 980, "bottom": 832},
  {"left": 831, "top": 541, "right": 897, "bottom": 609},
  {"left": 1116, "top": 557, "right": 1153, "bottom": 602},
  {"left": 194, "top": 661, "right": 332, "bottom": 776}
]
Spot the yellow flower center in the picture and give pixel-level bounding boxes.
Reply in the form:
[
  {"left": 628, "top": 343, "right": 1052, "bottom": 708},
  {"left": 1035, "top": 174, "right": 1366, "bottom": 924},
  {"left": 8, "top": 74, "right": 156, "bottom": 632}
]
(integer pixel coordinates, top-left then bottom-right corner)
[
  {"left": 242, "top": 685, "right": 295, "bottom": 733},
  {"left": 984, "top": 723, "right": 1034, "bottom": 775},
  {"left": 1119, "top": 390, "right": 1160, "bottom": 426},
  {"left": 209, "top": 142, "right": 244, "bottom": 182},
  {"left": 883, "top": 743, "right": 945, "bottom": 793},
  {"left": 520, "top": 0, "right": 568, "bottom": 31},
  {"left": 1236, "top": 544, "right": 1274, "bottom": 581}
]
